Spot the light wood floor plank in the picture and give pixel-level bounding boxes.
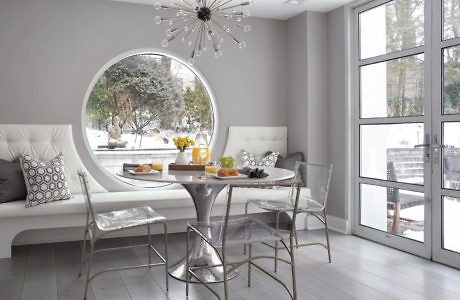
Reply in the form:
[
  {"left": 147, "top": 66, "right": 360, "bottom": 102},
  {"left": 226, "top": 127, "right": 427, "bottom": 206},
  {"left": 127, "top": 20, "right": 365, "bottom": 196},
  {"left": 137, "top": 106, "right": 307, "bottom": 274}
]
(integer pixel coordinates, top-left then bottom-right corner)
[
  {"left": 321, "top": 233, "right": 460, "bottom": 299},
  {"left": 250, "top": 243, "right": 389, "bottom": 300},
  {"left": 86, "top": 239, "right": 132, "bottom": 300},
  {"left": 22, "top": 244, "right": 58, "bottom": 300},
  {"left": 154, "top": 233, "right": 245, "bottom": 300},
  {"left": 100, "top": 237, "right": 168, "bottom": 300},
  {"left": 128, "top": 235, "right": 208, "bottom": 300},
  {"left": 328, "top": 231, "right": 460, "bottom": 294},
  {"left": 226, "top": 246, "right": 320, "bottom": 300},
  {"left": 55, "top": 241, "right": 96, "bottom": 300},
  {"left": 0, "top": 246, "right": 28, "bottom": 300}
]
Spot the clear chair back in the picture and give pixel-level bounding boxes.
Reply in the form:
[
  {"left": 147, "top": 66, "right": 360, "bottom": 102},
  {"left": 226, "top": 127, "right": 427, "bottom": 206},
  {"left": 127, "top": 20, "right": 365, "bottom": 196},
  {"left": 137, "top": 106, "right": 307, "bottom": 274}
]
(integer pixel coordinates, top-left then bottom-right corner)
[
  {"left": 291, "top": 162, "right": 333, "bottom": 211},
  {"left": 77, "top": 169, "right": 98, "bottom": 223}
]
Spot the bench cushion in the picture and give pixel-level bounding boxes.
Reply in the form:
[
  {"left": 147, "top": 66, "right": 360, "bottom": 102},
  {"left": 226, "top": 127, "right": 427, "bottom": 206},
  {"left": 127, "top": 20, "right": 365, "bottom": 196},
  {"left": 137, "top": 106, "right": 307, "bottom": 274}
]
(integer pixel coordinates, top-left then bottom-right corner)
[{"left": 0, "top": 188, "right": 290, "bottom": 219}]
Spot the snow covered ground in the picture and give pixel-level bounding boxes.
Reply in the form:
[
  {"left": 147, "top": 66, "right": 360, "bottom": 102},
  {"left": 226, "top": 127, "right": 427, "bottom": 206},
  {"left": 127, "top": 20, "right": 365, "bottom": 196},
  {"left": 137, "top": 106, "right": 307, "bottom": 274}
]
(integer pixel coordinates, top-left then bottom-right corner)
[{"left": 86, "top": 128, "right": 177, "bottom": 150}]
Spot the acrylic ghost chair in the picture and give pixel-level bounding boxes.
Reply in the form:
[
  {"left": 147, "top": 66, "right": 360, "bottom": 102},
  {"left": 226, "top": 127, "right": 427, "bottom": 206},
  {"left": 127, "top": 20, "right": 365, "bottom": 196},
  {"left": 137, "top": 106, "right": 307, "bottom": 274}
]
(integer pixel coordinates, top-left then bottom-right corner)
[
  {"left": 77, "top": 170, "right": 168, "bottom": 299},
  {"left": 245, "top": 162, "right": 333, "bottom": 271},
  {"left": 186, "top": 181, "right": 302, "bottom": 300}
]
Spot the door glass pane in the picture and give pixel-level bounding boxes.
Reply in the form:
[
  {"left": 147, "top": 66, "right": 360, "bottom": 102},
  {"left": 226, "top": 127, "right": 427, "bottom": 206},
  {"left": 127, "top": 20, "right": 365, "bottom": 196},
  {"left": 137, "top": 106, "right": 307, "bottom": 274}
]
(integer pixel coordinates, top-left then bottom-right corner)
[
  {"left": 361, "top": 54, "right": 424, "bottom": 118},
  {"left": 361, "top": 183, "right": 424, "bottom": 242},
  {"left": 443, "top": 196, "right": 460, "bottom": 252},
  {"left": 359, "top": 0, "right": 424, "bottom": 59},
  {"left": 361, "top": 123, "right": 425, "bottom": 184},
  {"left": 443, "top": 0, "right": 460, "bottom": 40},
  {"left": 443, "top": 45, "right": 460, "bottom": 115},
  {"left": 443, "top": 122, "right": 460, "bottom": 190}
]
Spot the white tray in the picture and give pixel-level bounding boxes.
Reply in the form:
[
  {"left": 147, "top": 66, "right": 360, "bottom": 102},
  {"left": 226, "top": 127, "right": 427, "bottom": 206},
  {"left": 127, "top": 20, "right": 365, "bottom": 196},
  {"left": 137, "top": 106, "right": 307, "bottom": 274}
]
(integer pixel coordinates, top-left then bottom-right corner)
[{"left": 128, "top": 170, "right": 160, "bottom": 175}]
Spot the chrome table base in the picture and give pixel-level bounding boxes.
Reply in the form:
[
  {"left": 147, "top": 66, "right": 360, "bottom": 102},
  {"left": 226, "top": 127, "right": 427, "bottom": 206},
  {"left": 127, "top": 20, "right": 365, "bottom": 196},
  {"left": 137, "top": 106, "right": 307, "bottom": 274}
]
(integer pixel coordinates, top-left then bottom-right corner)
[{"left": 168, "top": 183, "right": 239, "bottom": 283}]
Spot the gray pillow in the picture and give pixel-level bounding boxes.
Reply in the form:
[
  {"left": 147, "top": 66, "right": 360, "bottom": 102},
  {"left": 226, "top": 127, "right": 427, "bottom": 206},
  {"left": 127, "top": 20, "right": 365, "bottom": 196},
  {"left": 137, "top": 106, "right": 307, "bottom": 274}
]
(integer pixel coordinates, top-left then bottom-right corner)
[
  {"left": 0, "top": 159, "right": 27, "bottom": 203},
  {"left": 265, "top": 151, "right": 305, "bottom": 171}
]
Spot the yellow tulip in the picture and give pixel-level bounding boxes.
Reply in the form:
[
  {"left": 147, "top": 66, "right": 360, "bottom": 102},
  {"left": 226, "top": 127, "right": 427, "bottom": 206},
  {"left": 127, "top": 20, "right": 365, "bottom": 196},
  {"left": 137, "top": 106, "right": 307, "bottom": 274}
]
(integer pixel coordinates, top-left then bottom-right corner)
[
  {"left": 191, "top": 140, "right": 195, "bottom": 146},
  {"left": 179, "top": 142, "right": 185, "bottom": 147}
]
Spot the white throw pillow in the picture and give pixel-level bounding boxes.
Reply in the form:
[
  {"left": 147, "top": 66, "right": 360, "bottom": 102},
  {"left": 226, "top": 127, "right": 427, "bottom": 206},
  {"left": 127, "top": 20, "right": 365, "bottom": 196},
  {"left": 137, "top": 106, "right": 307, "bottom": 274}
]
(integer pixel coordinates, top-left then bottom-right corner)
[
  {"left": 19, "top": 153, "right": 72, "bottom": 207},
  {"left": 241, "top": 150, "right": 279, "bottom": 168}
]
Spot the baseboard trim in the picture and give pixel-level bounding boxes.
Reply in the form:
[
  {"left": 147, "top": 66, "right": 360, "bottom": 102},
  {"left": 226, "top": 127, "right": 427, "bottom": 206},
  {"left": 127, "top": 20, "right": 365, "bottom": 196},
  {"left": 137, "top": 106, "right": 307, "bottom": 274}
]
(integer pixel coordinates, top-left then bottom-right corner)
[{"left": 306, "top": 214, "right": 350, "bottom": 234}]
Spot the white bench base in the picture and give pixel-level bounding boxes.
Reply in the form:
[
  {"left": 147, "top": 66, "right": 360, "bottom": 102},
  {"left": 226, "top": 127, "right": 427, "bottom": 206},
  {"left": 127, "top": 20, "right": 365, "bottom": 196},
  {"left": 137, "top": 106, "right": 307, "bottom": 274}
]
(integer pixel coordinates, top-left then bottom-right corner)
[{"left": 0, "top": 188, "right": 306, "bottom": 258}]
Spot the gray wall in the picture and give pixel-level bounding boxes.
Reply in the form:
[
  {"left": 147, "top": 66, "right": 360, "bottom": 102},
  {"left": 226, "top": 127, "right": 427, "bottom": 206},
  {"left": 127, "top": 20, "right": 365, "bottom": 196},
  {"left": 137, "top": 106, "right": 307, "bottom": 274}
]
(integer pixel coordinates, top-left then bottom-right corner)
[
  {"left": 326, "top": 7, "right": 349, "bottom": 220},
  {"left": 286, "top": 11, "right": 328, "bottom": 164},
  {"left": 286, "top": 13, "right": 308, "bottom": 157},
  {"left": 306, "top": 11, "right": 328, "bottom": 164},
  {"left": 287, "top": 11, "right": 345, "bottom": 221},
  {"left": 0, "top": 0, "right": 288, "bottom": 191}
]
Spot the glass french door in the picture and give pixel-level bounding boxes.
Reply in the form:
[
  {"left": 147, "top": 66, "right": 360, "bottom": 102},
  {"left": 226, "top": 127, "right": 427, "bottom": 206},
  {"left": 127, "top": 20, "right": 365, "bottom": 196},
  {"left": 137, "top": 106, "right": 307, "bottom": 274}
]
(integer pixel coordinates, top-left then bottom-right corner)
[
  {"left": 353, "top": 0, "right": 460, "bottom": 267},
  {"left": 432, "top": 0, "right": 460, "bottom": 268}
]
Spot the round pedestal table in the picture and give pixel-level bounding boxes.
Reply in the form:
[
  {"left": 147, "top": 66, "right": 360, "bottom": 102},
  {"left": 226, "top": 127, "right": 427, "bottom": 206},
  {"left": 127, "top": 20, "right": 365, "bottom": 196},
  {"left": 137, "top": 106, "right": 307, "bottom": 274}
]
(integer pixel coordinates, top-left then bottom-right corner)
[{"left": 118, "top": 167, "right": 294, "bottom": 283}]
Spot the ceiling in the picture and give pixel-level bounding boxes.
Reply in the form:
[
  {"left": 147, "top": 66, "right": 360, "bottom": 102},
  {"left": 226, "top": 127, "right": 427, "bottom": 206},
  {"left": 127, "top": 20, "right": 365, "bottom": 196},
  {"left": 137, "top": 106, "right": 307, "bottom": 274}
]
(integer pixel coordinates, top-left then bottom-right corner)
[{"left": 110, "top": 0, "right": 355, "bottom": 20}]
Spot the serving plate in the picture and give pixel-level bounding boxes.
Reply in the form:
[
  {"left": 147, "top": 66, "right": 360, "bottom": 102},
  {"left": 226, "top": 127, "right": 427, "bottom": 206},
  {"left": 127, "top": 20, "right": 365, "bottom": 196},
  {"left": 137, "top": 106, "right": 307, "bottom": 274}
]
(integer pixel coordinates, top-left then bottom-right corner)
[{"left": 128, "top": 170, "right": 160, "bottom": 175}]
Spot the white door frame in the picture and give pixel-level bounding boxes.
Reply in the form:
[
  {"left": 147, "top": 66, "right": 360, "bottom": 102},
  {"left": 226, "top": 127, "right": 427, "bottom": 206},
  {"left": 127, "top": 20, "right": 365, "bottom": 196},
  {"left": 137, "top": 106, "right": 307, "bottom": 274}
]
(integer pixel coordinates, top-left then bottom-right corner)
[
  {"left": 351, "top": 0, "right": 432, "bottom": 259},
  {"left": 431, "top": 0, "right": 460, "bottom": 269}
]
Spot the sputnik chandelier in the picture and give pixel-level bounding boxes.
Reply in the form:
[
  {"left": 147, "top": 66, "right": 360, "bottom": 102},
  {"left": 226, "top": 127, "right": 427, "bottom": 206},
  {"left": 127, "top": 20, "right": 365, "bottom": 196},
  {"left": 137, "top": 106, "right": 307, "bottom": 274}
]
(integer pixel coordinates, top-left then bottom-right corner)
[{"left": 154, "top": 0, "right": 254, "bottom": 64}]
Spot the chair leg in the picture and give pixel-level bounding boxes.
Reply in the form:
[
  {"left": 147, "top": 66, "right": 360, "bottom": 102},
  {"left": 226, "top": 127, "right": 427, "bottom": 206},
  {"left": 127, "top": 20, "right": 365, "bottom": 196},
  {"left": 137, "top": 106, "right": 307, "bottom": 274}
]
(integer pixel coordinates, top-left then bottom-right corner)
[
  {"left": 244, "top": 201, "right": 249, "bottom": 255},
  {"left": 223, "top": 250, "right": 229, "bottom": 300},
  {"left": 293, "top": 219, "right": 299, "bottom": 249},
  {"left": 186, "top": 227, "right": 190, "bottom": 297},
  {"left": 391, "top": 203, "right": 400, "bottom": 233},
  {"left": 164, "top": 222, "right": 169, "bottom": 291},
  {"left": 83, "top": 241, "right": 95, "bottom": 300},
  {"left": 79, "top": 227, "right": 89, "bottom": 277},
  {"left": 247, "top": 244, "right": 252, "bottom": 287},
  {"left": 147, "top": 223, "right": 152, "bottom": 267},
  {"left": 274, "top": 211, "right": 281, "bottom": 272},
  {"left": 289, "top": 236, "right": 297, "bottom": 300},
  {"left": 323, "top": 211, "right": 332, "bottom": 263}
]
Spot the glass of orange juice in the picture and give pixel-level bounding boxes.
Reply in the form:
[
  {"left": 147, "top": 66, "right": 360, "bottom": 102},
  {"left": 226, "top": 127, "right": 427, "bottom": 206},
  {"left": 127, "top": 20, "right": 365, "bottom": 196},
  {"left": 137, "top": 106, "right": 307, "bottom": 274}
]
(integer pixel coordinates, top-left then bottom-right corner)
[
  {"left": 151, "top": 160, "right": 163, "bottom": 171},
  {"left": 204, "top": 162, "right": 217, "bottom": 178}
]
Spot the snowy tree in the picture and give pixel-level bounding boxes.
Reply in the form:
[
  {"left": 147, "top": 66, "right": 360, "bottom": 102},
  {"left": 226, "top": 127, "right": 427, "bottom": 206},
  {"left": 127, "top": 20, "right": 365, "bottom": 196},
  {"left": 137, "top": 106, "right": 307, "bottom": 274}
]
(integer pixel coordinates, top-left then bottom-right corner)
[{"left": 87, "top": 55, "right": 183, "bottom": 147}]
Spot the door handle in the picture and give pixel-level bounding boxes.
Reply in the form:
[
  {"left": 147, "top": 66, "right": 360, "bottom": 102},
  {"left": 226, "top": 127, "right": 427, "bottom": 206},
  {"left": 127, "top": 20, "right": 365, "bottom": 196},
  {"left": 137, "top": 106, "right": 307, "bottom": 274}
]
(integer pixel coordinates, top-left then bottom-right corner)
[
  {"left": 414, "top": 144, "right": 430, "bottom": 148},
  {"left": 413, "top": 134, "right": 431, "bottom": 163}
]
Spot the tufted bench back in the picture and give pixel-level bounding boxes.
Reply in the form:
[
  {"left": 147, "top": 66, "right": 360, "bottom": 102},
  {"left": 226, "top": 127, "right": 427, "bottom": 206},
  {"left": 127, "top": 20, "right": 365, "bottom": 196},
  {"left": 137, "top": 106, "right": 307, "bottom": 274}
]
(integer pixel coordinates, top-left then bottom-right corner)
[
  {"left": 222, "top": 126, "right": 287, "bottom": 160},
  {"left": 0, "top": 124, "right": 106, "bottom": 194}
]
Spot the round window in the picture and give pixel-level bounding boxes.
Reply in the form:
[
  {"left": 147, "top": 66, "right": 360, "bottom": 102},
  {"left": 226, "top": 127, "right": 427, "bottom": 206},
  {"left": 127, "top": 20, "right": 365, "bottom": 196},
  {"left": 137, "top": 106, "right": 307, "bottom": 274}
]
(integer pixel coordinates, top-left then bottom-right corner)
[{"left": 84, "top": 52, "right": 216, "bottom": 187}]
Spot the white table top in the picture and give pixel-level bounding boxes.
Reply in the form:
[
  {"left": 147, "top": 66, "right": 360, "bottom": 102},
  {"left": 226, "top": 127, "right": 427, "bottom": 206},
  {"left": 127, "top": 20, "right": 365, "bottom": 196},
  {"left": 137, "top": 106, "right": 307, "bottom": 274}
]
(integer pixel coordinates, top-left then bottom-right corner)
[{"left": 118, "top": 167, "right": 295, "bottom": 185}]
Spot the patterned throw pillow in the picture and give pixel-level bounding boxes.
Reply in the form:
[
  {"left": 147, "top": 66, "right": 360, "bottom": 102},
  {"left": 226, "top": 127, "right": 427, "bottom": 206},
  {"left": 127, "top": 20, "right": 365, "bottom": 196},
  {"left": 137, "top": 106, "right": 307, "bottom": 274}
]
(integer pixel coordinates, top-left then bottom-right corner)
[
  {"left": 241, "top": 150, "right": 279, "bottom": 168},
  {"left": 19, "top": 154, "right": 72, "bottom": 207}
]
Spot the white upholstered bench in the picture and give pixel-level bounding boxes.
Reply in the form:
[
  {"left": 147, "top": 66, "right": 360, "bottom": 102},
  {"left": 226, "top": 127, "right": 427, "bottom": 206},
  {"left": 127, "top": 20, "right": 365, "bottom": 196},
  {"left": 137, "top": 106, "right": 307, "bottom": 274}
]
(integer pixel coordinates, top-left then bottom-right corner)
[{"left": 0, "top": 124, "right": 299, "bottom": 258}]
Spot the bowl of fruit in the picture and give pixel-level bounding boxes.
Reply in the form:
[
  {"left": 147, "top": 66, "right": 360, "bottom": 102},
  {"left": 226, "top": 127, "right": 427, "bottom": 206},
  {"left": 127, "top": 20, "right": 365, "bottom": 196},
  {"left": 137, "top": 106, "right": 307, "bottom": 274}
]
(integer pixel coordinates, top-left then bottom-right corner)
[{"left": 218, "top": 156, "right": 236, "bottom": 169}]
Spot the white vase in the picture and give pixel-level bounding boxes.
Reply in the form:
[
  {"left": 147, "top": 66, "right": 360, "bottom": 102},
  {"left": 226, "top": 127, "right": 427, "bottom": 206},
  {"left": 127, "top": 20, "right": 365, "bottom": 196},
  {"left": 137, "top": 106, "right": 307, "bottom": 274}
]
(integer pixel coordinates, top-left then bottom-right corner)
[{"left": 175, "top": 151, "right": 189, "bottom": 165}]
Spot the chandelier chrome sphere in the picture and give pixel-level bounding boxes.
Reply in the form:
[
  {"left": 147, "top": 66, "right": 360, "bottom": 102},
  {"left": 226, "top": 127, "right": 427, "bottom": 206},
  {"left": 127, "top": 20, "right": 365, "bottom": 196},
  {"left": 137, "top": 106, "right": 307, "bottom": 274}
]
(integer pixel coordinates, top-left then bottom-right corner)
[{"left": 154, "top": 0, "right": 254, "bottom": 65}]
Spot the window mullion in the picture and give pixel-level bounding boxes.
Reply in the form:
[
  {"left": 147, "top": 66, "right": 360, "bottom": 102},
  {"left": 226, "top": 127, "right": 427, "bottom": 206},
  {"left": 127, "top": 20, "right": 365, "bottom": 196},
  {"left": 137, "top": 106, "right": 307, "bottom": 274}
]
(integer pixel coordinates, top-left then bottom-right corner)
[
  {"left": 441, "top": 37, "right": 460, "bottom": 49},
  {"left": 358, "top": 46, "right": 425, "bottom": 66}
]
